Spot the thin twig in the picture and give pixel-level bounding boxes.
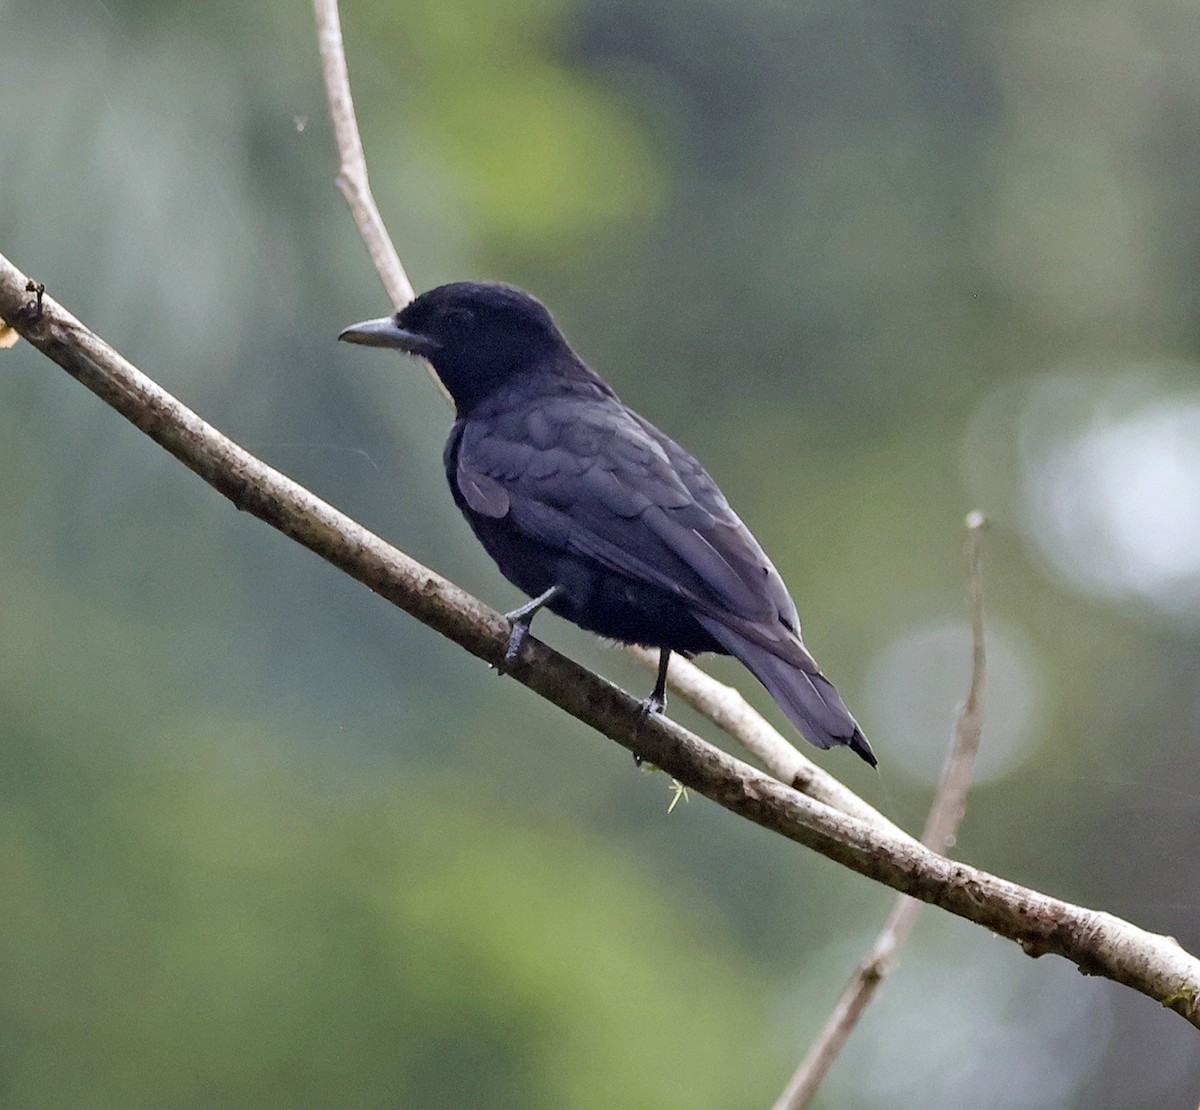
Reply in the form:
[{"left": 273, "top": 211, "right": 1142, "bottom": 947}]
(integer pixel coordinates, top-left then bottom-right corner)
[
  {"left": 773, "top": 512, "right": 990, "bottom": 1109},
  {"left": 313, "top": 0, "right": 412, "bottom": 308},
  {"left": 923, "top": 510, "right": 988, "bottom": 852},
  {"left": 312, "top": 0, "right": 452, "bottom": 407}
]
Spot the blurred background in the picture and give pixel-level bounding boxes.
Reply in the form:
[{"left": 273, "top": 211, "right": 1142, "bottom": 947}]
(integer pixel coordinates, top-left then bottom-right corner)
[{"left": 3, "top": 0, "right": 1200, "bottom": 1105}]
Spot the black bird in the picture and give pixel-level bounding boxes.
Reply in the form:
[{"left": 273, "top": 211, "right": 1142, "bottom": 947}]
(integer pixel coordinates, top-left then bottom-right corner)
[{"left": 340, "top": 282, "right": 875, "bottom": 765}]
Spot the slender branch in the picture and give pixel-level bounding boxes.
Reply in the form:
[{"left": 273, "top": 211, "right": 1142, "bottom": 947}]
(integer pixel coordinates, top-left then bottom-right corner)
[
  {"left": 774, "top": 513, "right": 990, "bottom": 1109},
  {"left": 2, "top": 253, "right": 1199, "bottom": 1028},
  {"left": 313, "top": 0, "right": 413, "bottom": 308},
  {"left": 312, "top": 0, "right": 452, "bottom": 406},
  {"left": 925, "top": 510, "right": 989, "bottom": 852}
]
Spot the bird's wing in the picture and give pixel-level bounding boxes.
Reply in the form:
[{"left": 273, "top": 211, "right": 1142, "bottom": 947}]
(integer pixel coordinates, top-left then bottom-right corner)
[{"left": 457, "top": 395, "right": 804, "bottom": 646}]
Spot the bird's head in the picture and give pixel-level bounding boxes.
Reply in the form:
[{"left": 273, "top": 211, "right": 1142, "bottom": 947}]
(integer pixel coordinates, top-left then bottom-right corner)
[{"left": 339, "top": 282, "right": 574, "bottom": 414}]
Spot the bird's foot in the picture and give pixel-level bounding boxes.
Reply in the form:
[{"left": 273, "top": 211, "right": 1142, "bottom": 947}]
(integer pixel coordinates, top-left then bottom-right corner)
[
  {"left": 637, "top": 690, "right": 666, "bottom": 719},
  {"left": 495, "top": 618, "right": 530, "bottom": 677},
  {"left": 495, "top": 585, "right": 561, "bottom": 676},
  {"left": 638, "top": 648, "right": 670, "bottom": 723},
  {"left": 633, "top": 689, "right": 666, "bottom": 764}
]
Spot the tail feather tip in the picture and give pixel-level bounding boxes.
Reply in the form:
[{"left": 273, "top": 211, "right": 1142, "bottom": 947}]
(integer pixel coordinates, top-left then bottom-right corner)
[{"left": 849, "top": 729, "right": 877, "bottom": 768}]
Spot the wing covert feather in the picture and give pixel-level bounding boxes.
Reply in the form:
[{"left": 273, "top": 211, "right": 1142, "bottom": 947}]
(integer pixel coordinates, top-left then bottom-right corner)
[{"left": 456, "top": 399, "right": 800, "bottom": 634}]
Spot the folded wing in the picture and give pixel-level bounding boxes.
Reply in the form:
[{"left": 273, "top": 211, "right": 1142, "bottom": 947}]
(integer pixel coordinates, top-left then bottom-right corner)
[{"left": 455, "top": 394, "right": 872, "bottom": 762}]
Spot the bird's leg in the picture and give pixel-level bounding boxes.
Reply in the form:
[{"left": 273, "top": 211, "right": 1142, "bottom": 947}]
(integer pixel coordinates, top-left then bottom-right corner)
[
  {"left": 639, "top": 648, "right": 671, "bottom": 717},
  {"left": 499, "top": 585, "right": 562, "bottom": 673},
  {"left": 632, "top": 648, "right": 672, "bottom": 767}
]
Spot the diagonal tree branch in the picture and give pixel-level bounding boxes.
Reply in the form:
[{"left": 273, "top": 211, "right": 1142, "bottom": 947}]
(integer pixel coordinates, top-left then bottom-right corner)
[
  {"left": 2, "top": 253, "right": 1199, "bottom": 1028},
  {"left": 774, "top": 512, "right": 990, "bottom": 1109}
]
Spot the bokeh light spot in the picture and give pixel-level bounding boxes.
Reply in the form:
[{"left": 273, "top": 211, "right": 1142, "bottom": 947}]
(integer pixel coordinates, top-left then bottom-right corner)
[
  {"left": 1019, "top": 376, "right": 1200, "bottom": 617},
  {"left": 865, "top": 619, "right": 1042, "bottom": 785}
]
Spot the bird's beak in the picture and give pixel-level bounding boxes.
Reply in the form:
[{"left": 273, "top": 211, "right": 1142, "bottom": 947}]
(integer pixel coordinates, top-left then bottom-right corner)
[{"left": 338, "top": 315, "right": 441, "bottom": 357}]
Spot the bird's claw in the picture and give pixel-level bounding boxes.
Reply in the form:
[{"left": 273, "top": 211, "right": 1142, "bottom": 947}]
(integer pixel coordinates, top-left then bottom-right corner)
[
  {"left": 495, "top": 618, "right": 529, "bottom": 676},
  {"left": 633, "top": 691, "right": 666, "bottom": 761},
  {"left": 637, "top": 692, "right": 665, "bottom": 719}
]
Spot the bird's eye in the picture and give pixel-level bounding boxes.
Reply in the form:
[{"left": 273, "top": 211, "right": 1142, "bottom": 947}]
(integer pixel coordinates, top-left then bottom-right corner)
[{"left": 446, "top": 307, "right": 477, "bottom": 332}]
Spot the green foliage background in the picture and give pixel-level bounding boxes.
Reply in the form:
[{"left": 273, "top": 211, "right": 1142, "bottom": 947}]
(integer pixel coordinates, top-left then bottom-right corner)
[{"left": 3, "top": 0, "right": 1200, "bottom": 1105}]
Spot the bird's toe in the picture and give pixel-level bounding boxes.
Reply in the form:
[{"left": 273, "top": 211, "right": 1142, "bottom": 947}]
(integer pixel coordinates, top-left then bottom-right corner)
[{"left": 637, "top": 692, "right": 666, "bottom": 719}]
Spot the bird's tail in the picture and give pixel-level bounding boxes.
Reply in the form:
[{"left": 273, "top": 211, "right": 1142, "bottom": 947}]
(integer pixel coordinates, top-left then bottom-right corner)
[{"left": 694, "top": 617, "right": 876, "bottom": 767}]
